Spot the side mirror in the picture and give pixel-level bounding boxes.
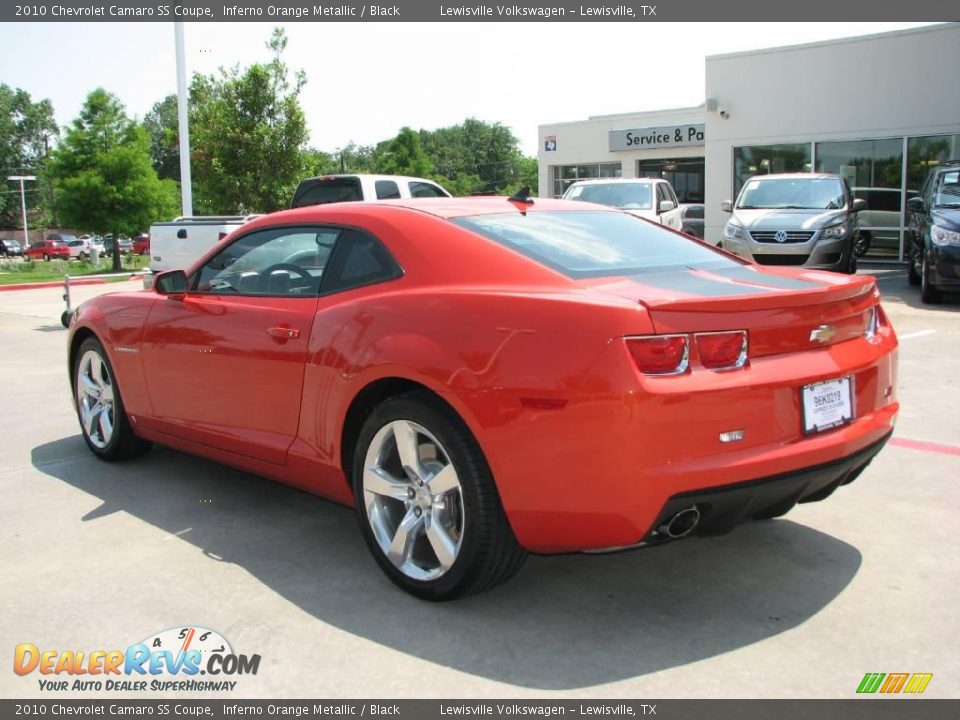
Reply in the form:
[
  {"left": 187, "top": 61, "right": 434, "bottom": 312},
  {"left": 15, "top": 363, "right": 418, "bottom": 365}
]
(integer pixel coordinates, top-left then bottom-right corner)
[
  {"left": 851, "top": 198, "right": 868, "bottom": 213},
  {"left": 154, "top": 269, "right": 188, "bottom": 298},
  {"left": 658, "top": 200, "right": 676, "bottom": 214},
  {"left": 721, "top": 200, "right": 733, "bottom": 213},
  {"left": 906, "top": 196, "right": 924, "bottom": 213}
]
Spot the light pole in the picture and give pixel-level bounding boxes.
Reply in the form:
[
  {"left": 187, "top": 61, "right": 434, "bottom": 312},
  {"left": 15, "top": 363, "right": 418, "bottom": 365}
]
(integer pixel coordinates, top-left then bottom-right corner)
[
  {"left": 7, "top": 175, "right": 36, "bottom": 249},
  {"left": 174, "top": 22, "right": 193, "bottom": 217}
]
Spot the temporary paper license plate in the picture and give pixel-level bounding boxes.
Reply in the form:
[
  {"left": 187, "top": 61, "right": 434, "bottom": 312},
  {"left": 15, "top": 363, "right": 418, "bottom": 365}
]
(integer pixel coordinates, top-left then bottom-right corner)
[{"left": 802, "top": 377, "right": 853, "bottom": 434}]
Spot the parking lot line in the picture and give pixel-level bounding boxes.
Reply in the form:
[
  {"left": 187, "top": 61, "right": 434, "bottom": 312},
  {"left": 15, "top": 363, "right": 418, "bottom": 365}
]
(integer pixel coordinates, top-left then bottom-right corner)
[
  {"left": 897, "top": 329, "right": 937, "bottom": 340},
  {"left": 889, "top": 437, "right": 960, "bottom": 457}
]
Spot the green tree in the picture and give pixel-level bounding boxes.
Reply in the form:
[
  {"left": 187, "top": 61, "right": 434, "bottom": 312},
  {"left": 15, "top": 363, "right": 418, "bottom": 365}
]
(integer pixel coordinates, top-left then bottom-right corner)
[
  {"left": 0, "top": 84, "right": 58, "bottom": 227},
  {"left": 378, "top": 127, "right": 436, "bottom": 178},
  {"left": 49, "top": 89, "right": 178, "bottom": 271},
  {"left": 142, "top": 94, "right": 181, "bottom": 182},
  {"left": 189, "top": 27, "right": 309, "bottom": 214},
  {"left": 420, "top": 118, "right": 524, "bottom": 194}
]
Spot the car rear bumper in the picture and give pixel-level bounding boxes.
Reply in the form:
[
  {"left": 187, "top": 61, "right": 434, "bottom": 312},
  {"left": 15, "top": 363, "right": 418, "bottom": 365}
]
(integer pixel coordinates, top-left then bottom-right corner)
[{"left": 643, "top": 430, "right": 890, "bottom": 543}]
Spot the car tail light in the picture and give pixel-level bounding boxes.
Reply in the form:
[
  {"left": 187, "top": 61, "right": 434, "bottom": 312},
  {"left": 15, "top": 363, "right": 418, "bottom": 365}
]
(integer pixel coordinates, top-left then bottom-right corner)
[
  {"left": 695, "top": 330, "right": 748, "bottom": 370},
  {"left": 627, "top": 335, "right": 689, "bottom": 376}
]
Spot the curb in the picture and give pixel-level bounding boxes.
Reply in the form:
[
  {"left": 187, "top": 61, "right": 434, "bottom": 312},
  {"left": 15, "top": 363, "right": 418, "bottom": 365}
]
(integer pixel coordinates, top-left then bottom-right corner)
[{"left": 0, "top": 278, "right": 108, "bottom": 293}]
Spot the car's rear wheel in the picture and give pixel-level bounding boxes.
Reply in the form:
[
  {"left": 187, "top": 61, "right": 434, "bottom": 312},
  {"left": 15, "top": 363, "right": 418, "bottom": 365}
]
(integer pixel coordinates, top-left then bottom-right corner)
[
  {"left": 74, "top": 337, "right": 151, "bottom": 460},
  {"left": 920, "top": 251, "right": 942, "bottom": 304},
  {"left": 352, "top": 392, "right": 526, "bottom": 600}
]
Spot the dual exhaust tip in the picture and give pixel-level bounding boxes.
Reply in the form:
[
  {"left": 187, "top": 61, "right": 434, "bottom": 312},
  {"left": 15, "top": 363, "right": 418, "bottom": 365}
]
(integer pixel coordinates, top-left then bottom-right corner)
[{"left": 658, "top": 506, "right": 701, "bottom": 539}]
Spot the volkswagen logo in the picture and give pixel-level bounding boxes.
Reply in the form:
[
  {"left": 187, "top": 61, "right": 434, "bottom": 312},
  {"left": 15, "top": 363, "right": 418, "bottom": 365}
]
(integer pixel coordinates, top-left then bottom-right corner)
[{"left": 774, "top": 230, "right": 789, "bottom": 243}]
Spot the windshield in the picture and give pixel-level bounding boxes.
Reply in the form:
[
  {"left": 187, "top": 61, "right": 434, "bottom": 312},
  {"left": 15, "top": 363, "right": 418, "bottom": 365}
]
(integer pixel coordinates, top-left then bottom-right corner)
[
  {"left": 737, "top": 177, "right": 846, "bottom": 210},
  {"left": 934, "top": 171, "right": 960, "bottom": 208},
  {"left": 565, "top": 183, "right": 654, "bottom": 210},
  {"left": 452, "top": 210, "right": 737, "bottom": 278}
]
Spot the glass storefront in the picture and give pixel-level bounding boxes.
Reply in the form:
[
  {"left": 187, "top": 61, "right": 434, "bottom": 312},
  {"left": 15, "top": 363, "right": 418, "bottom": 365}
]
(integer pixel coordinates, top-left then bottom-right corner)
[
  {"left": 638, "top": 158, "right": 705, "bottom": 203},
  {"left": 732, "top": 135, "right": 960, "bottom": 261},
  {"left": 733, "top": 144, "right": 812, "bottom": 197},
  {"left": 552, "top": 163, "right": 621, "bottom": 197},
  {"left": 816, "top": 138, "right": 904, "bottom": 260}
]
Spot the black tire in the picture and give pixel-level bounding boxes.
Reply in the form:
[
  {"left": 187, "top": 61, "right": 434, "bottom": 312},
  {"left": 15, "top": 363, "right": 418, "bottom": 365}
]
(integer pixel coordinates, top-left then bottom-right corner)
[
  {"left": 907, "top": 248, "right": 921, "bottom": 286},
  {"left": 920, "top": 251, "right": 942, "bottom": 304},
  {"left": 73, "top": 337, "right": 152, "bottom": 460},
  {"left": 844, "top": 248, "right": 858, "bottom": 275},
  {"left": 853, "top": 230, "right": 871, "bottom": 257},
  {"left": 351, "top": 391, "right": 526, "bottom": 600}
]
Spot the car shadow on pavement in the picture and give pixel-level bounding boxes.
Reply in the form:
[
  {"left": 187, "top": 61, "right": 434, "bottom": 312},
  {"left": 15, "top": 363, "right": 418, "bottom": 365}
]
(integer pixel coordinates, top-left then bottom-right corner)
[{"left": 33, "top": 436, "right": 862, "bottom": 691}]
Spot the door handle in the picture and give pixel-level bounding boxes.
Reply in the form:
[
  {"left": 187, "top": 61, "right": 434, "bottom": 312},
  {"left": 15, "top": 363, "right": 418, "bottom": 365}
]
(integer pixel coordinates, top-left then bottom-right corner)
[{"left": 267, "top": 326, "right": 300, "bottom": 339}]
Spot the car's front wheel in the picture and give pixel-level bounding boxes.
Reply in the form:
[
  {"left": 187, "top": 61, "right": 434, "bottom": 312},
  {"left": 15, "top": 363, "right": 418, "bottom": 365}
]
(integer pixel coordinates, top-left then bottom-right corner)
[
  {"left": 352, "top": 392, "right": 526, "bottom": 600},
  {"left": 74, "top": 337, "right": 152, "bottom": 460},
  {"left": 853, "top": 230, "right": 871, "bottom": 257},
  {"left": 920, "top": 251, "right": 942, "bottom": 304}
]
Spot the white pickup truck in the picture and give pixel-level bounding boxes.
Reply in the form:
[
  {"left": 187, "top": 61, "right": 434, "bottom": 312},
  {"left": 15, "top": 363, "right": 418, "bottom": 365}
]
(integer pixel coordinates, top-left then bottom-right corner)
[
  {"left": 145, "top": 215, "right": 257, "bottom": 287},
  {"left": 146, "top": 174, "right": 452, "bottom": 287}
]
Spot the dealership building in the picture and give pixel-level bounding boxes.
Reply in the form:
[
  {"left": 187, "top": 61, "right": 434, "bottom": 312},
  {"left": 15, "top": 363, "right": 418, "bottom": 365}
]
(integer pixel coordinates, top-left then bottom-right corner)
[{"left": 537, "top": 23, "right": 960, "bottom": 261}]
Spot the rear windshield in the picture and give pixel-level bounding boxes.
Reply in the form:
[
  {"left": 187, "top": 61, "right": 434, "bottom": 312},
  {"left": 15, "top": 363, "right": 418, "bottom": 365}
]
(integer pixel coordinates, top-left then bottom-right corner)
[
  {"left": 292, "top": 177, "right": 363, "bottom": 208},
  {"left": 452, "top": 210, "right": 736, "bottom": 278},
  {"left": 565, "top": 183, "right": 653, "bottom": 210},
  {"left": 737, "top": 177, "right": 845, "bottom": 210}
]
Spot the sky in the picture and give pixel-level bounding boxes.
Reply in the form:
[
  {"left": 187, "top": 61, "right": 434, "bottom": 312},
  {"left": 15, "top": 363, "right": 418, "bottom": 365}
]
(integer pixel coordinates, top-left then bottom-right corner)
[{"left": 0, "top": 21, "right": 938, "bottom": 157}]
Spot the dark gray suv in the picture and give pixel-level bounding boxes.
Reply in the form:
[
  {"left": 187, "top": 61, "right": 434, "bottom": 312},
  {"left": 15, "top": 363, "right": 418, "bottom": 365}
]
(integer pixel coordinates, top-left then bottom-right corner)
[{"left": 721, "top": 173, "right": 866, "bottom": 274}]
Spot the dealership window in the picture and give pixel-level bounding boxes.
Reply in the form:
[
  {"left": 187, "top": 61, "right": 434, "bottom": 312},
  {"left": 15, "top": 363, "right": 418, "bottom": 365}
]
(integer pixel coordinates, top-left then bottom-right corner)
[
  {"left": 907, "top": 134, "right": 960, "bottom": 205},
  {"left": 638, "top": 158, "right": 705, "bottom": 203},
  {"left": 733, "top": 144, "right": 812, "bottom": 197},
  {"left": 552, "top": 162, "right": 621, "bottom": 197},
  {"left": 816, "top": 138, "right": 904, "bottom": 260}
]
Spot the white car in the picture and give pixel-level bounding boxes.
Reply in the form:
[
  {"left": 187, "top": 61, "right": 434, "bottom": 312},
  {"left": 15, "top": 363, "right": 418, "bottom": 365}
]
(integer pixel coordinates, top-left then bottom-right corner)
[
  {"left": 562, "top": 178, "right": 684, "bottom": 231},
  {"left": 65, "top": 238, "right": 99, "bottom": 260}
]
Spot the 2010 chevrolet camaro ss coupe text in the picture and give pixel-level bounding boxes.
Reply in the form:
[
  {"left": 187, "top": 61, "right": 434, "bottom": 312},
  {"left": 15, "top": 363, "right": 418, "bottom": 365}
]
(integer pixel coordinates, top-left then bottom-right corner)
[{"left": 67, "top": 197, "right": 899, "bottom": 599}]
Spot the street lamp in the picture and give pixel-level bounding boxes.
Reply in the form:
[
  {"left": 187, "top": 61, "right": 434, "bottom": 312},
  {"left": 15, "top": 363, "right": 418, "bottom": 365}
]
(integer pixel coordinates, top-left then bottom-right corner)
[{"left": 7, "top": 175, "right": 36, "bottom": 249}]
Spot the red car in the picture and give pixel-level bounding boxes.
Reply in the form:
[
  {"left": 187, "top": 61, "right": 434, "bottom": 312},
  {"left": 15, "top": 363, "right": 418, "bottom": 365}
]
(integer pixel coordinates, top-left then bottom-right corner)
[
  {"left": 132, "top": 234, "right": 150, "bottom": 255},
  {"left": 66, "top": 197, "right": 899, "bottom": 599},
  {"left": 26, "top": 238, "right": 71, "bottom": 261}
]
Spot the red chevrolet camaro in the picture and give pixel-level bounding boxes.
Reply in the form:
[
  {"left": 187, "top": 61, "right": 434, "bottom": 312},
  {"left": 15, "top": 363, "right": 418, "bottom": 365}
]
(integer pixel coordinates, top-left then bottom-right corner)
[{"left": 67, "top": 197, "right": 899, "bottom": 599}]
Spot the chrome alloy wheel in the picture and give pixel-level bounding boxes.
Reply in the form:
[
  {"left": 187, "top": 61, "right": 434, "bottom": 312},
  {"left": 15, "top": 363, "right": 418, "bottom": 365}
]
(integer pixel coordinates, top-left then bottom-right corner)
[
  {"left": 76, "top": 349, "right": 116, "bottom": 449},
  {"left": 362, "top": 419, "right": 465, "bottom": 581}
]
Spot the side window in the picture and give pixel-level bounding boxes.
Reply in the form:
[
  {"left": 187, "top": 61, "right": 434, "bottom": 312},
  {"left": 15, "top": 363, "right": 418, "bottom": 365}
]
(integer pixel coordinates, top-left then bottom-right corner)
[
  {"left": 375, "top": 180, "right": 401, "bottom": 200},
  {"left": 194, "top": 226, "right": 341, "bottom": 296},
  {"left": 321, "top": 229, "right": 402, "bottom": 295},
  {"left": 409, "top": 181, "right": 448, "bottom": 198},
  {"left": 656, "top": 184, "right": 668, "bottom": 209},
  {"left": 667, "top": 184, "right": 679, "bottom": 207}
]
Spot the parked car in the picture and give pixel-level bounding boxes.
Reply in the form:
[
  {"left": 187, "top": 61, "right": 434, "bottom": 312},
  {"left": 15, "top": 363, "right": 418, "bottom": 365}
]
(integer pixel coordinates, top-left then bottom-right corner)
[
  {"left": 103, "top": 235, "right": 133, "bottom": 254},
  {"left": 132, "top": 234, "right": 150, "bottom": 255},
  {"left": 562, "top": 178, "right": 684, "bottom": 231},
  {"left": 291, "top": 174, "right": 452, "bottom": 208},
  {"left": 65, "top": 238, "right": 102, "bottom": 260},
  {"left": 26, "top": 238, "right": 71, "bottom": 261},
  {"left": 679, "top": 203, "right": 705, "bottom": 239},
  {"left": 67, "top": 196, "right": 898, "bottom": 600},
  {"left": 851, "top": 187, "right": 919, "bottom": 257},
  {"left": 907, "top": 160, "right": 960, "bottom": 303},
  {"left": 721, "top": 173, "right": 866, "bottom": 274},
  {"left": 1, "top": 239, "right": 25, "bottom": 257}
]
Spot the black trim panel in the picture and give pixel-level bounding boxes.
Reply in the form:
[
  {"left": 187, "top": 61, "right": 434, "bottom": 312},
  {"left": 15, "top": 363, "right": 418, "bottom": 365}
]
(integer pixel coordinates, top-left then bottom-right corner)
[{"left": 644, "top": 431, "right": 892, "bottom": 542}]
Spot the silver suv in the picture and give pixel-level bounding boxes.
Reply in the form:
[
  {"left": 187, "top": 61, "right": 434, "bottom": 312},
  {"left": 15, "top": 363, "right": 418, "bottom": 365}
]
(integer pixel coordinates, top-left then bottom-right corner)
[{"left": 721, "top": 173, "right": 866, "bottom": 274}]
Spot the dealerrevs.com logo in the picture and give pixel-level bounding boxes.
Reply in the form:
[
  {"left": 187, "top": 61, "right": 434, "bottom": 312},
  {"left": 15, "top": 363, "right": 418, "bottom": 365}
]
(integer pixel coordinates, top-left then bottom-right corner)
[{"left": 14, "top": 626, "right": 261, "bottom": 692}]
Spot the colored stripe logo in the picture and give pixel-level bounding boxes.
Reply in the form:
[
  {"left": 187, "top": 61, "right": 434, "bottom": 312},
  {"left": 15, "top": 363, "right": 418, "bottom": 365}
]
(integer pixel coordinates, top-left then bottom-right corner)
[{"left": 857, "top": 672, "right": 933, "bottom": 694}]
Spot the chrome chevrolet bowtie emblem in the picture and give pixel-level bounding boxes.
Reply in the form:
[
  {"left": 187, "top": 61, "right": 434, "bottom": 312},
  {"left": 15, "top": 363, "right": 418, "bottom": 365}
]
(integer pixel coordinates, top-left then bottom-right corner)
[
  {"left": 810, "top": 325, "right": 837, "bottom": 344},
  {"left": 774, "top": 230, "right": 789, "bottom": 243}
]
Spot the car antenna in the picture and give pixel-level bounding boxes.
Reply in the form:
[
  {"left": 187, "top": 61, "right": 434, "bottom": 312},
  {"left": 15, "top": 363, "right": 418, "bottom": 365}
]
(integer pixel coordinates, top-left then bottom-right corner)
[{"left": 508, "top": 186, "right": 534, "bottom": 205}]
